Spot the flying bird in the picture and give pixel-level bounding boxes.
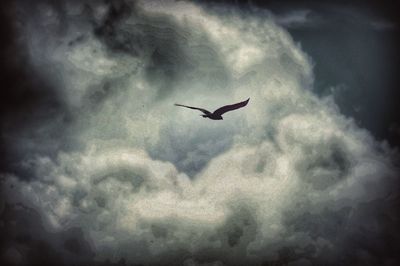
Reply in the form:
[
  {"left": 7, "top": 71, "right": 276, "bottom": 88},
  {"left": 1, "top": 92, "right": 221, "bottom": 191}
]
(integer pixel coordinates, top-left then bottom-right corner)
[{"left": 175, "top": 98, "right": 249, "bottom": 120}]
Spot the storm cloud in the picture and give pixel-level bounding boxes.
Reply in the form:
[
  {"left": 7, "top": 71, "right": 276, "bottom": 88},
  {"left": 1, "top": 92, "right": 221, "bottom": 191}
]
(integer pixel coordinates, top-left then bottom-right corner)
[{"left": 1, "top": 0, "right": 399, "bottom": 265}]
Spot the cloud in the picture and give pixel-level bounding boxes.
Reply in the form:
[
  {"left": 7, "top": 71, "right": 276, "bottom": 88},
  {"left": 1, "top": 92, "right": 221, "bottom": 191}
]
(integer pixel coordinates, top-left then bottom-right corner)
[
  {"left": 1, "top": 0, "right": 399, "bottom": 265},
  {"left": 370, "top": 20, "right": 396, "bottom": 31},
  {"left": 273, "top": 9, "right": 314, "bottom": 28}
]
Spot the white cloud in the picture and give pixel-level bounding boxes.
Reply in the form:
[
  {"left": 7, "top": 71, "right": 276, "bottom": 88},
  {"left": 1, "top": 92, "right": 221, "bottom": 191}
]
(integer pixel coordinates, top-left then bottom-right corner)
[
  {"left": 274, "top": 9, "right": 313, "bottom": 28},
  {"left": 2, "top": 0, "right": 397, "bottom": 265}
]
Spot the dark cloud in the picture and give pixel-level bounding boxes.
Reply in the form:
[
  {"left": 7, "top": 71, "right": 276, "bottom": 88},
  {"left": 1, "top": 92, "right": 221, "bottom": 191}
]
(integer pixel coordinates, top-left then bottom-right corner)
[
  {"left": 93, "top": 2, "right": 230, "bottom": 99},
  {"left": 0, "top": 0, "right": 74, "bottom": 179},
  {"left": 0, "top": 203, "right": 95, "bottom": 266}
]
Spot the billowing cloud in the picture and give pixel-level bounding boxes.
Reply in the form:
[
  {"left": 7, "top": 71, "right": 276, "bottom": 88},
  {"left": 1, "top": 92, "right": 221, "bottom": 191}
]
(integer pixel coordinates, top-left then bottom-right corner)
[{"left": 1, "top": 0, "right": 399, "bottom": 265}]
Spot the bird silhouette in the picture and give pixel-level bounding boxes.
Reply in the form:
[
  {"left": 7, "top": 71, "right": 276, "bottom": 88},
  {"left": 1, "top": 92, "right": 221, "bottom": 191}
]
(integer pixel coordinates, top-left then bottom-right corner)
[{"left": 175, "top": 98, "right": 249, "bottom": 120}]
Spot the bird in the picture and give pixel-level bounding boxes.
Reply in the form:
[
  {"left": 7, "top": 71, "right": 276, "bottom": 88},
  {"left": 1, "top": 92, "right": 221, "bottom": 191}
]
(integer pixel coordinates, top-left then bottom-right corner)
[{"left": 174, "top": 98, "right": 249, "bottom": 120}]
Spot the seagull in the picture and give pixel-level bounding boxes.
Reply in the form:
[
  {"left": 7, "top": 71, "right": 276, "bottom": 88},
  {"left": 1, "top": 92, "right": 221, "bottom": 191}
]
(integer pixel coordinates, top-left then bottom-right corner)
[{"left": 175, "top": 98, "right": 249, "bottom": 120}]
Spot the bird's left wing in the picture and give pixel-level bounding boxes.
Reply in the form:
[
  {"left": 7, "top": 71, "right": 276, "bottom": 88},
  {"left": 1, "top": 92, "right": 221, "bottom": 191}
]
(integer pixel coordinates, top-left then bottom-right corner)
[
  {"left": 174, "top": 104, "right": 211, "bottom": 115},
  {"left": 213, "top": 98, "right": 249, "bottom": 116}
]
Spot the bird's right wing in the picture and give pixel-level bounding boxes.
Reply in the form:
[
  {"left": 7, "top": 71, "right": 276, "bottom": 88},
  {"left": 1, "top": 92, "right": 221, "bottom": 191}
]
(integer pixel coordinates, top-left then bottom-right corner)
[
  {"left": 174, "top": 104, "right": 211, "bottom": 115},
  {"left": 213, "top": 98, "right": 249, "bottom": 116}
]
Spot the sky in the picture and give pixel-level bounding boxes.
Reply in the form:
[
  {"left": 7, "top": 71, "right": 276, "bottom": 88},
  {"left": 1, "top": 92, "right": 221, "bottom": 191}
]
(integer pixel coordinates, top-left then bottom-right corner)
[{"left": 0, "top": 0, "right": 399, "bottom": 265}]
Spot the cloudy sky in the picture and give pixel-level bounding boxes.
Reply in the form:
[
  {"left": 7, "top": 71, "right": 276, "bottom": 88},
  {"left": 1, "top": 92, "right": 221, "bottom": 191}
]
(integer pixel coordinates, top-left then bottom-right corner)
[{"left": 0, "top": 0, "right": 399, "bottom": 265}]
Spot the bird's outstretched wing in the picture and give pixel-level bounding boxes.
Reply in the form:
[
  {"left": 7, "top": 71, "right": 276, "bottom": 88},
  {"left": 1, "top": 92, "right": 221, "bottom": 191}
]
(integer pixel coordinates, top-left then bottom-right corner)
[
  {"left": 213, "top": 98, "right": 249, "bottom": 116},
  {"left": 174, "top": 104, "right": 211, "bottom": 115}
]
